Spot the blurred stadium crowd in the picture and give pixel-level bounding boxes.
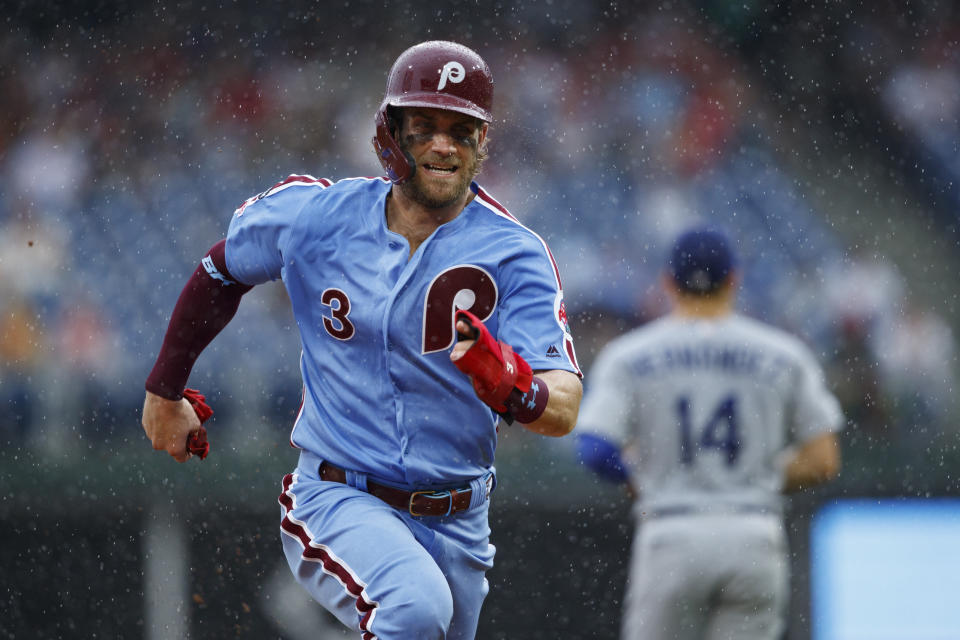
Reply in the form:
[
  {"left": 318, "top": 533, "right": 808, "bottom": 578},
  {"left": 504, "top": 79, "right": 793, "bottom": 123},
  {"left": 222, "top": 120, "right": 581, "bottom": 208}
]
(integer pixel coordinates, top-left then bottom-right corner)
[{"left": 0, "top": 1, "right": 957, "bottom": 480}]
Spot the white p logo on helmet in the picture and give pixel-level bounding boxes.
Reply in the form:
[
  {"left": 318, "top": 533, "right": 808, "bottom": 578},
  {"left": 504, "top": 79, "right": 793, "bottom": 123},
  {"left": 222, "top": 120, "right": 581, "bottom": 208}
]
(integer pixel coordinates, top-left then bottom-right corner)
[{"left": 437, "top": 61, "right": 465, "bottom": 91}]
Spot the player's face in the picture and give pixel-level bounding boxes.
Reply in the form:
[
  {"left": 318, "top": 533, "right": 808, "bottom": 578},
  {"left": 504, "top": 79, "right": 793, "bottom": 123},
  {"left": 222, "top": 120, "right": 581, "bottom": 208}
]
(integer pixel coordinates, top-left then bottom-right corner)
[{"left": 397, "top": 107, "right": 487, "bottom": 209}]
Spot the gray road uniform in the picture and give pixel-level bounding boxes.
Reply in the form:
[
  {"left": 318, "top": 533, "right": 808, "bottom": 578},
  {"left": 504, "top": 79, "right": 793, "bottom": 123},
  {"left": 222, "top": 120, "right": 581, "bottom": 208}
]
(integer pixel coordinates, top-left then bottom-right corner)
[{"left": 578, "top": 313, "right": 843, "bottom": 640}]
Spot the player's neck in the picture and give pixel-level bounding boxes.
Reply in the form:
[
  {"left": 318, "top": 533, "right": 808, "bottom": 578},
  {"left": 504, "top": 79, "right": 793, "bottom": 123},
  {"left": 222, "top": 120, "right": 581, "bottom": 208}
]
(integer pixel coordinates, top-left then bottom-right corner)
[
  {"left": 385, "top": 188, "right": 473, "bottom": 256},
  {"left": 670, "top": 294, "right": 735, "bottom": 318}
]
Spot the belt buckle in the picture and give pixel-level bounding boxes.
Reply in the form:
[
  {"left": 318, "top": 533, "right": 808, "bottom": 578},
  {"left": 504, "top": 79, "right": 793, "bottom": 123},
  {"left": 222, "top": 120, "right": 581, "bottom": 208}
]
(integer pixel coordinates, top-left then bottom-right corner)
[{"left": 408, "top": 489, "right": 452, "bottom": 517}]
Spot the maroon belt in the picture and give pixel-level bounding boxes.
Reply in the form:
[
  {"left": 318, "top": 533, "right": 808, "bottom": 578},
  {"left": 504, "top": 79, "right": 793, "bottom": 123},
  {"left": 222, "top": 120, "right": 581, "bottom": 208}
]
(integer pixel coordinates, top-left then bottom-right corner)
[{"left": 319, "top": 461, "right": 474, "bottom": 517}]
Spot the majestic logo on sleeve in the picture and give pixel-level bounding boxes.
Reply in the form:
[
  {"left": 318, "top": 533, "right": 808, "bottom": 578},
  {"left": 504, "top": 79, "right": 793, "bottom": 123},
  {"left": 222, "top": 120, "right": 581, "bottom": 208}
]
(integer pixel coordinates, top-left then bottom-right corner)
[{"left": 437, "top": 61, "right": 465, "bottom": 91}]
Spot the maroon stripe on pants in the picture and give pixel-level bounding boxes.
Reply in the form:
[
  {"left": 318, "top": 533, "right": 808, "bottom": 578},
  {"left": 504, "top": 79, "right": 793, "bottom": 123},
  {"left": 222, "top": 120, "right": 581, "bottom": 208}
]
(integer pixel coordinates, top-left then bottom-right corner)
[{"left": 279, "top": 473, "right": 380, "bottom": 636}]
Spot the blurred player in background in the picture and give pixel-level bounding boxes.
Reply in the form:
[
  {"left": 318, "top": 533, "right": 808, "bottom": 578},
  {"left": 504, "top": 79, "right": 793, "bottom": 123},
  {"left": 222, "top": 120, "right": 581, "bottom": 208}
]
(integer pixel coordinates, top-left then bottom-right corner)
[
  {"left": 140, "top": 40, "right": 582, "bottom": 639},
  {"left": 576, "top": 226, "right": 842, "bottom": 640}
]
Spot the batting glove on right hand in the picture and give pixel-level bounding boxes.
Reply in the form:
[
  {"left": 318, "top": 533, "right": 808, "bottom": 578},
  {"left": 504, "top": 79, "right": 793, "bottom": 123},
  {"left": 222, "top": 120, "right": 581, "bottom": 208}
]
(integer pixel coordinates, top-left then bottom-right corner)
[{"left": 452, "top": 309, "right": 533, "bottom": 415}]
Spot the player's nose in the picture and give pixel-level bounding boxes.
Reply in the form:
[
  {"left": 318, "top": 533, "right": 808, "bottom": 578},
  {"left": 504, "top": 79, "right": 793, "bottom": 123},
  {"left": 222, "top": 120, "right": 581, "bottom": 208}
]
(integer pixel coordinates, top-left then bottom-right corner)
[{"left": 427, "top": 131, "right": 458, "bottom": 155}]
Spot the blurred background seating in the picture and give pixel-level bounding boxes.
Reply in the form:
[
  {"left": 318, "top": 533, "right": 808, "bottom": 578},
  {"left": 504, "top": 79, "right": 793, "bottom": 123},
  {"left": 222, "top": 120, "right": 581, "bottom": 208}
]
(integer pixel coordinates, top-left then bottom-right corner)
[{"left": 1, "top": 2, "right": 958, "bottom": 638}]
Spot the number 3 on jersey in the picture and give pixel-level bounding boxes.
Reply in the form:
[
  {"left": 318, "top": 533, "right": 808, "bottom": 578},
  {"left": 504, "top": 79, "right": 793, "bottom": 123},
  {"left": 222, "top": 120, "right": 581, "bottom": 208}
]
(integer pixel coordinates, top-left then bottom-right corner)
[
  {"left": 320, "top": 288, "right": 355, "bottom": 340},
  {"left": 676, "top": 394, "right": 740, "bottom": 466}
]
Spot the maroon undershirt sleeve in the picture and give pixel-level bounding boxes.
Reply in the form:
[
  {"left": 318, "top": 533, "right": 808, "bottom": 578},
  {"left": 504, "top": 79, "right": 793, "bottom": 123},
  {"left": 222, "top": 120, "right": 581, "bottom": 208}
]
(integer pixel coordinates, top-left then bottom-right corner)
[{"left": 145, "top": 239, "right": 253, "bottom": 400}]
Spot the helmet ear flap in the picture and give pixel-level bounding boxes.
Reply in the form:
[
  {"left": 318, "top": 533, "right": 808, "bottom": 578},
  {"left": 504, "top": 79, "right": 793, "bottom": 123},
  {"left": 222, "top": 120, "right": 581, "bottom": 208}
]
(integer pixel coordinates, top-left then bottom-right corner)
[{"left": 372, "top": 107, "right": 415, "bottom": 184}]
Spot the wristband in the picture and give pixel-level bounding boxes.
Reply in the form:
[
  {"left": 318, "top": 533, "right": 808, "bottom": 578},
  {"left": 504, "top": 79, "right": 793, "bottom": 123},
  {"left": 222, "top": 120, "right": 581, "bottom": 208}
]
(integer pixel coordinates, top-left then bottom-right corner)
[
  {"left": 576, "top": 433, "right": 628, "bottom": 483},
  {"left": 504, "top": 375, "right": 549, "bottom": 424}
]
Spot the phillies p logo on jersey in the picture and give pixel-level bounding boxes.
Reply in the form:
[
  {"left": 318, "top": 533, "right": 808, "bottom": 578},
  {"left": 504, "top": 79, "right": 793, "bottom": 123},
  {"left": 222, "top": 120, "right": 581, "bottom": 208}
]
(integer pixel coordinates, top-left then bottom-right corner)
[{"left": 422, "top": 264, "right": 497, "bottom": 354}]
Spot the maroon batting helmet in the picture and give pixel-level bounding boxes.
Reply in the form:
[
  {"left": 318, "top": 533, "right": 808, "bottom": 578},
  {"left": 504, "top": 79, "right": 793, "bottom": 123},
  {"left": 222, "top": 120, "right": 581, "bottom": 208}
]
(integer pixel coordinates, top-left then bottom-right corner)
[{"left": 372, "top": 41, "right": 494, "bottom": 184}]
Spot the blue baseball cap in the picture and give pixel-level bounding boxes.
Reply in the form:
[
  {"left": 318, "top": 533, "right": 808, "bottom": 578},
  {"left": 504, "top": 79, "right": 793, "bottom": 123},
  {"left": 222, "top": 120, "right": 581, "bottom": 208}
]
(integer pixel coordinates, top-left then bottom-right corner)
[{"left": 668, "top": 227, "right": 736, "bottom": 294}]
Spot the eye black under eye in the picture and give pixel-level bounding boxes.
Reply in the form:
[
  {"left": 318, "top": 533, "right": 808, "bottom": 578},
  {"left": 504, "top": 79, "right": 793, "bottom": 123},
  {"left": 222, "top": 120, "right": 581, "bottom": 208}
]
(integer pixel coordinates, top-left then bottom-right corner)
[{"left": 406, "top": 125, "right": 475, "bottom": 145}]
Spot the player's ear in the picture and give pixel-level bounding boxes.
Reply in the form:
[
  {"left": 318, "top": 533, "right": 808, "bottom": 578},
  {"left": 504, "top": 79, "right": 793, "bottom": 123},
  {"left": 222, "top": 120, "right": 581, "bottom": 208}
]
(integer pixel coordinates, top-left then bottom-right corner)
[
  {"left": 719, "top": 270, "right": 740, "bottom": 293},
  {"left": 475, "top": 121, "right": 490, "bottom": 171},
  {"left": 661, "top": 272, "right": 679, "bottom": 299}
]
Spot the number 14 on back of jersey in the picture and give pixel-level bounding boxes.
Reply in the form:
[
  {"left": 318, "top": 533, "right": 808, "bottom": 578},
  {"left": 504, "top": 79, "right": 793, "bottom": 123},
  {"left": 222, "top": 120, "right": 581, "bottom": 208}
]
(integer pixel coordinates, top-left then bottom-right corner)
[{"left": 676, "top": 394, "right": 741, "bottom": 466}]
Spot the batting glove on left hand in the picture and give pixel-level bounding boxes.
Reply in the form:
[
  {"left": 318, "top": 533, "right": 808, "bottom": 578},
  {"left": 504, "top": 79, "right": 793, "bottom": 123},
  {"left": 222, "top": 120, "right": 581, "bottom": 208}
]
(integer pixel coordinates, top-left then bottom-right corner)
[{"left": 182, "top": 388, "right": 213, "bottom": 460}]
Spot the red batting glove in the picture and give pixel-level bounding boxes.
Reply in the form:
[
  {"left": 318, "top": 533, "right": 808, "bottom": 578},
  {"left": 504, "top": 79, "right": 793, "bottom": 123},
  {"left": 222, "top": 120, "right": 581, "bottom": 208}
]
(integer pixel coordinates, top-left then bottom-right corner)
[
  {"left": 182, "top": 388, "right": 213, "bottom": 460},
  {"left": 453, "top": 309, "right": 533, "bottom": 413}
]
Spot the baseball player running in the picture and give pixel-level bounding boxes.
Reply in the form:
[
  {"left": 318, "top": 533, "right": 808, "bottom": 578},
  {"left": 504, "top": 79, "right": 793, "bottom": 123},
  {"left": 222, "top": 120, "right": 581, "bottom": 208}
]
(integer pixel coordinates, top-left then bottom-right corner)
[
  {"left": 576, "top": 227, "right": 842, "bottom": 640},
  {"left": 140, "top": 40, "right": 582, "bottom": 639}
]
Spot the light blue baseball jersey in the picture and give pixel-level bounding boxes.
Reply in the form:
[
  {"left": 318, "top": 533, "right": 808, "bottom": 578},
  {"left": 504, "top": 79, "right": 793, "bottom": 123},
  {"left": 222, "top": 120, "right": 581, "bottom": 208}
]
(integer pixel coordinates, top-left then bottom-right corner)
[
  {"left": 578, "top": 313, "right": 842, "bottom": 514},
  {"left": 225, "top": 175, "right": 580, "bottom": 488}
]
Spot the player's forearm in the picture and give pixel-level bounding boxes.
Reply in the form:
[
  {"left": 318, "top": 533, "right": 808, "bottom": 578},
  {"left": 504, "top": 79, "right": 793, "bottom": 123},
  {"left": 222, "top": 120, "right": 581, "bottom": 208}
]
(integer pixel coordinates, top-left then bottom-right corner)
[
  {"left": 145, "top": 240, "right": 252, "bottom": 400},
  {"left": 781, "top": 432, "right": 841, "bottom": 492},
  {"left": 518, "top": 369, "right": 582, "bottom": 437}
]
